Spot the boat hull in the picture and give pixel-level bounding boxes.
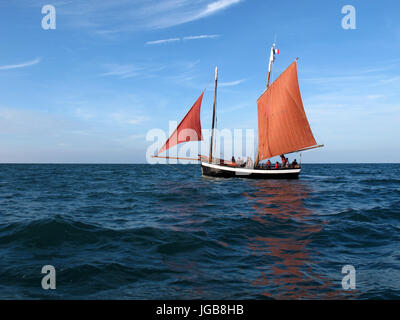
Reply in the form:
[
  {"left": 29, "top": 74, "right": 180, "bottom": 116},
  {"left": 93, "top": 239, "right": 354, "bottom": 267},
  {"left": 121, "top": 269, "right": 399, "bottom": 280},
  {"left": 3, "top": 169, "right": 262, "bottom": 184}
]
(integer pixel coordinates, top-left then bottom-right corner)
[{"left": 201, "top": 162, "right": 301, "bottom": 179}]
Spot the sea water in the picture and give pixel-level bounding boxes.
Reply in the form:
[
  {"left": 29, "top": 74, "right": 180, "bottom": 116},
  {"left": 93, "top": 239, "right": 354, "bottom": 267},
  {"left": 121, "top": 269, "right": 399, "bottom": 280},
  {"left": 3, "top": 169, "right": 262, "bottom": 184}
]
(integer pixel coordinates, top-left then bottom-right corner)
[{"left": 0, "top": 164, "right": 399, "bottom": 299}]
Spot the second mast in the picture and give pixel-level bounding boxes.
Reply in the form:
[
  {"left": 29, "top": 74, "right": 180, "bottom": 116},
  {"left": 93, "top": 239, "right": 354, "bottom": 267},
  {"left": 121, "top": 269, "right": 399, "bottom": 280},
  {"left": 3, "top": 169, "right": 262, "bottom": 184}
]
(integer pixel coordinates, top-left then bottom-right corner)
[{"left": 209, "top": 66, "right": 218, "bottom": 163}]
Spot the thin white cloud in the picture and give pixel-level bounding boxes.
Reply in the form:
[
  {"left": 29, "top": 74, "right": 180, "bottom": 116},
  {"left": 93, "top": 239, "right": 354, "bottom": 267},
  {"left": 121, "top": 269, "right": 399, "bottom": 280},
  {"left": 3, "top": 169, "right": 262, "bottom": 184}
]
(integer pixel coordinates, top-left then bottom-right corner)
[
  {"left": 146, "top": 38, "right": 181, "bottom": 45},
  {"left": 367, "top": 94, "right": 384, "bottom": 100},
  {"left": 183, "top": 34, "right": 220, "bottom": 40},
  {"left": 126, "top": 116, "right": 149, "bottom": 125},
  {"left": 29, "top": 0, "right": 243, "bottom": 32},
  {"left": 199, "top": 0, "right": 241, "bottom": 18},
  {"left": 75, "top": 108, "right": 96, "bottom": 120},
  {"left": 149, "top": 0, "right": 242, "bottom": 29},
  {"left": 100, "top": 64, "right": 142, "bottom": 78},
  {"left": 111, "top": 113, "right": 149, "bottom": 125},
  {"left": 99, "top": 60, "right": 198, "bottom": 83},
  {"left": 0, "top": 58, "right": 40, "bottom": 70},
  {"left": 128, "top": 134, "right": 146, "bottom": 140},
  {"left": 147, "top": 34, "right": 220, "bottom": 45},
  {"left": 219, "top": 79, "right": 246, "bottom": 87}
]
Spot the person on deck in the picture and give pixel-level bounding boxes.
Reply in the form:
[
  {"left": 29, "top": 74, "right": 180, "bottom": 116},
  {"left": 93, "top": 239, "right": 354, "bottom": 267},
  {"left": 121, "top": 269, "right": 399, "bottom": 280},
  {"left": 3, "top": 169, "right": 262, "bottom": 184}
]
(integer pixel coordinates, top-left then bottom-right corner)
[
  {"left": 291, "top": 159, "right": 298, "bottom": 168},
  {"left": 285, "top": 158, "right": 290, "bottom": 168},
  {"left": 266, "top": 160, "right": 271, "bottom": 169},
  {"left": 246, "top": 157, "right": 253, "bottom": 168},
  {"left": 275, "top": 162, "right": 280, "bottom": 169},
  {"left": 231, "top": 156, "right": 236, "bottom": 163}
]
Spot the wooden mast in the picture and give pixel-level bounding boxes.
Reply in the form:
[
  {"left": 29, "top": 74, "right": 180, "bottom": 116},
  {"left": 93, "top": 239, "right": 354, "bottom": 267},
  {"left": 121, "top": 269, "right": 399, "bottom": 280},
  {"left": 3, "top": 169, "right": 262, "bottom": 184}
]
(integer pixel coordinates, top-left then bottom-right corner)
[
  {"left": 255, "top": 44, "right": 277, "bottom": 168},
  {"left": 209, "top": 66, "right": 218, "bottom": 163}
]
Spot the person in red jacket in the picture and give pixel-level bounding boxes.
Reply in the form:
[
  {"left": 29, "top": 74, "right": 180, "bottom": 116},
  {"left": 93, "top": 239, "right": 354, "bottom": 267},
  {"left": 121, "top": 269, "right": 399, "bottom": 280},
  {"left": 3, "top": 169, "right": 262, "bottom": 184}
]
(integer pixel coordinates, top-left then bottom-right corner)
[
  {"left": 266, "top": 160, "right": 271, "bottom": 169},
  {"left": 275, "top": 162, "right": 280, "bottom": 169}
]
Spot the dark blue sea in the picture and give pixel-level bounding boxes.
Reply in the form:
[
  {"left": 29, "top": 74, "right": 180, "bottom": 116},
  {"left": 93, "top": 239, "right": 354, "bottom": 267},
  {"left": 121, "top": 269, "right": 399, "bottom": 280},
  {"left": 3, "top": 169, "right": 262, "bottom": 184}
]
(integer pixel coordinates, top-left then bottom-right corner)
[{"left": 0, "top": 164, "right": 399, "bottom": 299}]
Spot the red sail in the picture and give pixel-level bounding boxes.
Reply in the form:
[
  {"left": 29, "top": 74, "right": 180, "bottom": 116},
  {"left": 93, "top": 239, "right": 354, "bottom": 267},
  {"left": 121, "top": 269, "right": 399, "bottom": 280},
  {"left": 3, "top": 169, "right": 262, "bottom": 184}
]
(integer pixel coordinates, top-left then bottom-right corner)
[
  {"left": 257, "top": 61, "right": 317, "bottom": 160},
  {"left": 158, "top": 92, "right": 204, "bottom": 154}
]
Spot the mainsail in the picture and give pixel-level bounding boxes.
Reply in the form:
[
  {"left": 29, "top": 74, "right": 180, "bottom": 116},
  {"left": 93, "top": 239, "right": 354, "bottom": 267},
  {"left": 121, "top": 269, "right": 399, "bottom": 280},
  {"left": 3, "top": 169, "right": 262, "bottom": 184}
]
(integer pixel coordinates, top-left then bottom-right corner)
[
  {"left": 256, "top": 60, "right": 318, "bottom": 161},
  {"left": 158, "top": 92, "right": 204, "bottom": 154}
]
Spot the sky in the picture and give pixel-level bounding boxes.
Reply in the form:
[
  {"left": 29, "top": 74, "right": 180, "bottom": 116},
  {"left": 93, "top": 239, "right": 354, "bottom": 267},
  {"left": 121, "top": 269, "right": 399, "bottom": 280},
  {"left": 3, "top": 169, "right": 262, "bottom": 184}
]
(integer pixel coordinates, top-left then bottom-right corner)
[{"left": 0, "top": 0, "right": 399, "bottom": 163}]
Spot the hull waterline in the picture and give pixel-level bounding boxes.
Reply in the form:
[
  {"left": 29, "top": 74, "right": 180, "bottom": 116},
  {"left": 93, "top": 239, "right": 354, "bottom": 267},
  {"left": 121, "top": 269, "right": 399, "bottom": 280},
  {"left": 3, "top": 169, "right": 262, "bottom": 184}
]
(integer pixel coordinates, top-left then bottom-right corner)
[{"left": 201, "top": 162, "right": 301, "bottom": 179}]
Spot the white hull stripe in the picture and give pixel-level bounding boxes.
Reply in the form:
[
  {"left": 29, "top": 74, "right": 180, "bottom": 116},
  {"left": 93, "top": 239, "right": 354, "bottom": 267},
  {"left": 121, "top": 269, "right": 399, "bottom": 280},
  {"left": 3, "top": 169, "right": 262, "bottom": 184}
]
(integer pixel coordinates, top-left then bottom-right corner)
[{"left": 201, "top": 162, "right": 301, "bottom": 174}]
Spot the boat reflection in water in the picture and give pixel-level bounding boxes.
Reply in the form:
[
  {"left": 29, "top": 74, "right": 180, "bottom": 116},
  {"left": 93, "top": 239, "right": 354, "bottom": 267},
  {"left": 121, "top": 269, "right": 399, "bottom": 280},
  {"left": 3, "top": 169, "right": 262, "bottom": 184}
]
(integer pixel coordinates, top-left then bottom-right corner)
[{"left": 245, "top": 180, "right": 342, "bottom": 299}]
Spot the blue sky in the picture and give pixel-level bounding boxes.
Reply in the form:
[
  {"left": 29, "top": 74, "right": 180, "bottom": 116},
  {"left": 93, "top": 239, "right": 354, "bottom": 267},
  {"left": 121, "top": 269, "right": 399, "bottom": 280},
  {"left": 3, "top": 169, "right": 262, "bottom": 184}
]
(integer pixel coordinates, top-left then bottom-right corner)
[{"left": 0, "top": 0, "right": 399, "bottom": 163}]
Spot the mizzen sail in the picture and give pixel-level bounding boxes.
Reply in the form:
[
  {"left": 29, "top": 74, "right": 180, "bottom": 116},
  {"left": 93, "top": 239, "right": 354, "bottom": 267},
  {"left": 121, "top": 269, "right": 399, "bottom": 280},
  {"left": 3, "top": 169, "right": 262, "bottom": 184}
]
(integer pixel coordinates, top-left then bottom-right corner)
[
  {"left": 158, "top": 92, "right": 204, "bottom": 154},
  {"left": 256, "top": 60, "right": 318, "bottom": 161}
]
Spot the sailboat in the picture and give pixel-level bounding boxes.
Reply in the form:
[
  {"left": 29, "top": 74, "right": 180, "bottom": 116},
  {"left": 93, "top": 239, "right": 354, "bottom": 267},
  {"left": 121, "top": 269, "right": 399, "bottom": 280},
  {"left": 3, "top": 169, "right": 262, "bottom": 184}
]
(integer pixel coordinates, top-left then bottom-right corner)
[{"left": 153, "top": 44, "right": 323, "bottom": 179}]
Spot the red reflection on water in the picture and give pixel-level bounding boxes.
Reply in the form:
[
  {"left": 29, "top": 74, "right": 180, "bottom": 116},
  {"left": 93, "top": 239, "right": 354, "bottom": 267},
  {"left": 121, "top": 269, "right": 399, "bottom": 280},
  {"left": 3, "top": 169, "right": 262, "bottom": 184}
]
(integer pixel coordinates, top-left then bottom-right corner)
[{"left": 245, "top": 180, "right": 343, "bottom": 299}]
